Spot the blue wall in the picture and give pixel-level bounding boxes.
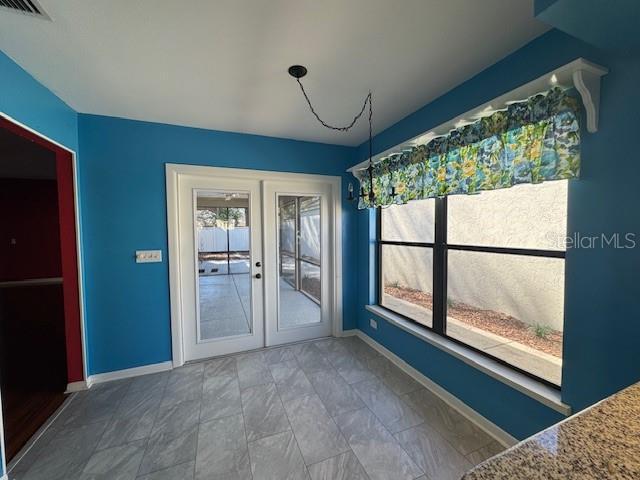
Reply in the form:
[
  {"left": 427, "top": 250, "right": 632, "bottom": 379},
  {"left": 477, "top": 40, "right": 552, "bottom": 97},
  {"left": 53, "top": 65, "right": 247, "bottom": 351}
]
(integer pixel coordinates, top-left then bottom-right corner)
[
  {"left": 78, "top": 114, "right": 356, "bottom": 374},
  {"left": 0, "top": 51, "right": 78, "bottom": 151},
  {"left": 535, "top": 0, "right": 640, "bottom": 53},
  {"left": 354, "top": 29, "right": 640, "bottom": 439}
]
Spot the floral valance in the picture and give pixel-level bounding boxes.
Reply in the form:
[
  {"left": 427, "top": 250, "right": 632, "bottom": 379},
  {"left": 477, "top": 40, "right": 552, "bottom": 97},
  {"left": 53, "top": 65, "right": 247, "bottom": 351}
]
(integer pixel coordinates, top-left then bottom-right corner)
[{"left": 354, "top": 87, "right": 581, "bottom": 209}]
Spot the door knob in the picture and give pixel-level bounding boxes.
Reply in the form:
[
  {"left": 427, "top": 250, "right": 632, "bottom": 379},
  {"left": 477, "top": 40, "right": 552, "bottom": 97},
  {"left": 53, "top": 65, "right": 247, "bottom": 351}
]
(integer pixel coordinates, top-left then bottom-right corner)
[{"left": 254, "top": 273, "right": 262, "bottom": 279}]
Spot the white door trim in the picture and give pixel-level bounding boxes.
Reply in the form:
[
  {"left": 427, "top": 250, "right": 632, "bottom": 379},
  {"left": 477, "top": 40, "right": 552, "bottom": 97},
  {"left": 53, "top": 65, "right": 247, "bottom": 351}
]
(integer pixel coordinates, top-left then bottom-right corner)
[
  {"left": 0, "top": 111, "right": 89, "bottom": 476},
  {"left": 166, "top": 164, "right": 342, "bottom": 367}
]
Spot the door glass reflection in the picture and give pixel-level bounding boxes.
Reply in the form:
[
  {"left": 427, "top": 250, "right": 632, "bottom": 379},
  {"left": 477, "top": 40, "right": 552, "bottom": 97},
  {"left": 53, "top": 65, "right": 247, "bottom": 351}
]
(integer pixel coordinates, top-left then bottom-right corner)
[
  {"left": 196, "top": 191, "right": 251, "bottom": 340},
  {"left": 277, "top": 196, "right": 321, "bottom": 328}
]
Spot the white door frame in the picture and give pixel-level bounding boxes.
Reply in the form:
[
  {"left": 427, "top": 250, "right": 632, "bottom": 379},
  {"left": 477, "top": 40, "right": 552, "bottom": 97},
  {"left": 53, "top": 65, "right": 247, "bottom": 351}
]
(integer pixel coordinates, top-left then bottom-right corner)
[{"left": 166, "top": 164, "right": 342, "bottom": 368}]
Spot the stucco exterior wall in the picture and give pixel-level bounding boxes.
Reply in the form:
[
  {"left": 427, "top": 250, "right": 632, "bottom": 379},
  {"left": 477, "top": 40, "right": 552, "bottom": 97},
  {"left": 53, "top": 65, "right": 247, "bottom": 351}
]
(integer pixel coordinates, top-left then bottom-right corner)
[{"left": 382, "top": 180, "right": 567, "bottom": 331}]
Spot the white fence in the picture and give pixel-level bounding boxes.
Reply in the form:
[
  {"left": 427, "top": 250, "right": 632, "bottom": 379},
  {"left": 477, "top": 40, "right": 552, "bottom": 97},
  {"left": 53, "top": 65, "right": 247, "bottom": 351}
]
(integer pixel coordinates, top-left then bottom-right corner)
[{"left": 198, "top": 227, "right": 249, "bottom": 252}]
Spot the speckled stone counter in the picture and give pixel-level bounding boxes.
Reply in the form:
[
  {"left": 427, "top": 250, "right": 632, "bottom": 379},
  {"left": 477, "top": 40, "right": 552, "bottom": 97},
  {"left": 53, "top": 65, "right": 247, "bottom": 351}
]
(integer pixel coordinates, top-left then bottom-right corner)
[{"left": 462, "top": 382, "right": 640, "bottom": 479}]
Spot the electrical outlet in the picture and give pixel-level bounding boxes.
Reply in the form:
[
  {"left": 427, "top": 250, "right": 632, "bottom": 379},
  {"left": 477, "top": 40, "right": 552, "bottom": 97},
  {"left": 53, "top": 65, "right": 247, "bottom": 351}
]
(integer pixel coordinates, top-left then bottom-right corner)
[
  {"left": 135, "top": 250, "right": 162, "bottom": 263},
  {"left": 370, "top": 318, "right": 378, "bottom": 330}
]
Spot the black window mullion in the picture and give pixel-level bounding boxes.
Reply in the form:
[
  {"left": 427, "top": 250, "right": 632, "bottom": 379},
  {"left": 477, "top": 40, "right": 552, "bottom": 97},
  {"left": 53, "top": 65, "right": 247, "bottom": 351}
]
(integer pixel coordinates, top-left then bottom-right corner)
[
  {"left": 376, "top": 207, "right": 382, "bottom": 305},
  {"left": 432, "top": 197, "right": 447, "bottom": 334}
]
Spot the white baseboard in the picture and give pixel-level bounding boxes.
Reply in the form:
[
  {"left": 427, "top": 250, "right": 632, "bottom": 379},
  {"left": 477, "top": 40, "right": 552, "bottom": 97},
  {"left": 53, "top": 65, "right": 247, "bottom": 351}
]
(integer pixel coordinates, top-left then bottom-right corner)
[
  {"left": 355, "top": 330, "right": 519, "bottom": 447},
  {"left": 65, "top": 380, "right": 89, "bottom": 393},
  {"left": 87, "top": 361, "right": 173, "bottom": 387},
  {"left": 2, "top": 473, "right": 8, "bottom": 480},
  {"left": 339, "top": 329, "right": 358, "bottom": 337}
]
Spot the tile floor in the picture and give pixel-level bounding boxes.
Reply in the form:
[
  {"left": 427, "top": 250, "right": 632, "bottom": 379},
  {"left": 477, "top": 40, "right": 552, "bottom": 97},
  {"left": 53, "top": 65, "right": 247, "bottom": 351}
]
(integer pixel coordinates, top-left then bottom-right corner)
[
  {"left": 8, "top": 336, "right": 504, "bottom": 480},
  {"left": 199, "top": 274, "right": 320, "bottom": 340}
]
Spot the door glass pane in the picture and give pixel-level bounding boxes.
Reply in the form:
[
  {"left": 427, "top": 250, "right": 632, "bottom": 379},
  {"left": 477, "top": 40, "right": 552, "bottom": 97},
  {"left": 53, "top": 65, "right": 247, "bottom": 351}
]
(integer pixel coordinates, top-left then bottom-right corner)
[
  {"left": 277, "top": 195, "right": 321, "bottom": 328},
  {"left": 447, "top": 249, "right": 564, "bottom": 385},
  {"left": 380, "top": 244, "right": 433, "bottom": 328},
  {"left": 196, "top": 191, "right": 251, "bottom": 340}
]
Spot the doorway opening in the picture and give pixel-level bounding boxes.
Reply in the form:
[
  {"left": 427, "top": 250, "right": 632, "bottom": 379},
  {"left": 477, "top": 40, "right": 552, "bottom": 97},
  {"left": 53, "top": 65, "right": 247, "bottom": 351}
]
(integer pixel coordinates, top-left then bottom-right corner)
[{"left": 0, "top": 117, "right": 84, "bottom": 465}]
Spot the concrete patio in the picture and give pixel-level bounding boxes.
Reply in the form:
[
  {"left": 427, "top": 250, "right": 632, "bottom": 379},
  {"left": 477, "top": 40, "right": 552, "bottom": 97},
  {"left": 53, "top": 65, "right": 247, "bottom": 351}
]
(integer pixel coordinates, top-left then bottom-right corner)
[{"left": 198, "top": 274, "right": 320, "bottom": 340}]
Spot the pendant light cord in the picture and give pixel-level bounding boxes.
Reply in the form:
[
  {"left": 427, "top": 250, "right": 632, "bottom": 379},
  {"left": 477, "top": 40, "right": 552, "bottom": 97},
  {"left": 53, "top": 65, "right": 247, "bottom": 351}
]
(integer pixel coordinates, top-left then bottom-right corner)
[
  {"left": 295, "top": 78, "right": 372, "bottom": 132},
  {"left": 294, "top": 78, "right": 375, "bottom": 203}
]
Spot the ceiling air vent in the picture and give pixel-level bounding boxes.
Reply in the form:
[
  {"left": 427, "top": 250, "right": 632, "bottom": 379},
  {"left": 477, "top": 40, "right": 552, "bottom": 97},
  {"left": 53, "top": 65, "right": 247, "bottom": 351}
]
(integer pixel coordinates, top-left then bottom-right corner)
[{"left": 0, "top": 0, "right": 50, "bottom": 20}]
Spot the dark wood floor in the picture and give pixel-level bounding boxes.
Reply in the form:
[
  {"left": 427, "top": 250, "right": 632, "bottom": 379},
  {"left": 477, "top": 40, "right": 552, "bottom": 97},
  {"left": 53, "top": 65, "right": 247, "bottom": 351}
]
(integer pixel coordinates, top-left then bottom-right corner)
[
  {"left": 0, "top": 284, "right": 68, "bottom": 463},
  {"left": 2, "top": 388, "right": 67, "bottom": 461}
]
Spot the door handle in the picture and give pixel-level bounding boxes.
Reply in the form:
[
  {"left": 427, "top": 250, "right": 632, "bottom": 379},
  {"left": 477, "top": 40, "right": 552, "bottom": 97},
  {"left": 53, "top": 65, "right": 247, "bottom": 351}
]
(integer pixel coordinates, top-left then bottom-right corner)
[{"left": 254, "top": 273, "right": 262, "bottom": 279}]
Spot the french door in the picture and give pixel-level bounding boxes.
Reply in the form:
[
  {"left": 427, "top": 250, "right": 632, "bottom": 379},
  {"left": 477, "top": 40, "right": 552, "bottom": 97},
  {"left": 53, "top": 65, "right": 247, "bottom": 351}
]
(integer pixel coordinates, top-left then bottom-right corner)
[
  {"left": 263, "top": 180, "right": 333, "bottom": 346},
  {"left": 169, "top": 166, "right": 338, "bottom": 363}
]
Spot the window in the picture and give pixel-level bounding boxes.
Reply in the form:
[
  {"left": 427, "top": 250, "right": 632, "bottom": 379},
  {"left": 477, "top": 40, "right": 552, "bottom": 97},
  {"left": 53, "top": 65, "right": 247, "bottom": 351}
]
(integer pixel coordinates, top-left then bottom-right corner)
[{"left": 378, "top": 181, "right": 567, "bottom": 386}]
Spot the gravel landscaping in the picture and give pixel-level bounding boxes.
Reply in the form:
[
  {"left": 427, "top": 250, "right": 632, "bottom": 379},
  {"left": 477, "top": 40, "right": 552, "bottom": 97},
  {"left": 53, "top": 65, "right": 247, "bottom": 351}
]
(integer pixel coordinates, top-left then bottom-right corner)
[{"left": 384, "top": 285, "right": 562, "bottom": 358}]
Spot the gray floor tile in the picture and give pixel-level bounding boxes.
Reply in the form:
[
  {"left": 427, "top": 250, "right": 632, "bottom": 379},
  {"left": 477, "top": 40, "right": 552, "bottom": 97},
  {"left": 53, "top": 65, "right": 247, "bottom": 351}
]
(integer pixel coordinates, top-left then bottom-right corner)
[
  {"left": 352, "top": 378, "right": 423, "bottom": 433},
  {"left": 241, "top": 382, "right": 290, "bottom": 442},
  {"left": 248, "top": 431, "right": 309, "bottom": 480},
  {"left": 335, "top": 408, "right": 423, "bottom": 480},
  {"left": 282, "top": 394, "right": 349, "bottom": 466},
  {"left": 58, "top": 382, "right": 129, "bottom": 428},
  {"left": 306, "top": 370, "right": 364, "bottom": 418},
  {"left": 269, "top": 360, "right": 315, "bottom": 403},
  {"left": 312, "top": 338, "right": 350, "bottom": 357},
  {"left": 161, "top": 367, "right": 203, "bottom": 407},
  {"left": 195, "top": 414, "right": 251, "bottom": 480},
  {"left": 151, "top": 399, "right": 201, "bottom": 439},
  {"left": 293, "top": 343, "right": 334, "bottom": 375},
  {"left": 21, "top": 421, "right": 109, "bottom": 480},
  {"left": 98, "top": 386, "right": 162, "bottom": 450},
  {"left": 394, "top": 423, "right": 472, "bottom": 480},
  {"left": 203, "top": 356, "right": 237, "bottom": 378},
  {"left": 138, "top": 426, "right": 198, "bottom": 476},
  {"left": 378, "top": 366, "right": 422, "bottom": 396},
  {"left": 12, "top": 337, "right": 500, "bottom": 480},
  {"left": 79, "top": 439, "right": 146, "bottom": 480},
  {"left": 128, "top": 372, "right": 169, "bottom": 393},
  {"left": 327, "top": 352, "right": 376, "bottom": 385},
  {"left": 307, "top": 451, "right": 369, "bottom": 480},
  {"left": 118, "top": 384, "right": 164, "bottom": 413},
  {"left": 264, "top": 346, "right": 297, "bottom": 365},
  {"left": 97, "top": 408, "right": 158, "bottom": 450},
  {"left": 401, "top": 389, "right": 494, "bottom": 455},
  {"left": 136, "top": 461, "right": 194, "bottom": 480},
  {"left": 200, "top": 373, "right": 242, "bottom": 422},
  {"left": 466, "top": 440, "right": 505, "bottom": 465},
  {"left": 236, "top": 352, "right": 273, "bottom": 390}
]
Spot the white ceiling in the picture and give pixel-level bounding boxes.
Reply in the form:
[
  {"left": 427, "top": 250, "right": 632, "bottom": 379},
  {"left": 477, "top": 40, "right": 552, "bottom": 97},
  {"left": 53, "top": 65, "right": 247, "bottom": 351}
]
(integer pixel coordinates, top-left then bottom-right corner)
[{"left": 0, "top": 1, "right": 548, "bottom": 146}]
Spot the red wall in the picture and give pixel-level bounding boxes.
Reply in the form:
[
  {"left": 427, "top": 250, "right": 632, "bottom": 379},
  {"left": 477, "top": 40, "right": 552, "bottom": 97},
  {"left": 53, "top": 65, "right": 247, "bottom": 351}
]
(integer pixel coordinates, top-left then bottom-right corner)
[
  {"left": 0, "top": 179, "right": 62, "bottom": 282},
  {"left": 1, "top": 118, "right": 84, "bottom": 383}
]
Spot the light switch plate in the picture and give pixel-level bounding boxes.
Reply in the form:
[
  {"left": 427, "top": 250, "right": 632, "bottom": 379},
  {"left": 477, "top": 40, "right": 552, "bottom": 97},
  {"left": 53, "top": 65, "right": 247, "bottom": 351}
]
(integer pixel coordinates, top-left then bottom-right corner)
[
  {"left": 370, "top": 318, "right": 378, "bottom": 330},
  {"left": 135, "top": 250, "right": 162, "bottom": 263}
]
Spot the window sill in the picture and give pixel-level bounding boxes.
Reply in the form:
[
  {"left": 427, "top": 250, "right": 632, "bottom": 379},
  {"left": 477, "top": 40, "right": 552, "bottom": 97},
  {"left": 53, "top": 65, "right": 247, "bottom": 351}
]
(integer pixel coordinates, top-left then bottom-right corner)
[{"left": 365, "top": 304, "right": 571, "bottom": 415}]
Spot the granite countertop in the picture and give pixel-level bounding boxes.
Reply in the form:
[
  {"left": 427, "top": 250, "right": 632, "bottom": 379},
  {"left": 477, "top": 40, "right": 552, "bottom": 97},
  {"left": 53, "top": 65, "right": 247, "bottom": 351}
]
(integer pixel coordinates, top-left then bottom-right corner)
[{"left": 462, "top": 382, "right": 640, "bottom": 480}]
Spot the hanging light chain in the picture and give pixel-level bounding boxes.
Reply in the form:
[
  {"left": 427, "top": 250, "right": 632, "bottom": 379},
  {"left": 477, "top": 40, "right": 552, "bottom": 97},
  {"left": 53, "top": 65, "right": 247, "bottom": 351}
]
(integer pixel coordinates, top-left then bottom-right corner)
[
  {"left": 295, "top": 78, "right": 372, "bottom": 132},
  {"left": 294, "top": 77, "right": 375, "bottom": 204}
]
